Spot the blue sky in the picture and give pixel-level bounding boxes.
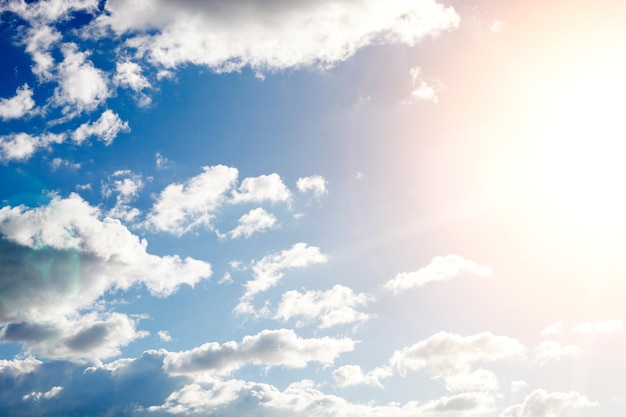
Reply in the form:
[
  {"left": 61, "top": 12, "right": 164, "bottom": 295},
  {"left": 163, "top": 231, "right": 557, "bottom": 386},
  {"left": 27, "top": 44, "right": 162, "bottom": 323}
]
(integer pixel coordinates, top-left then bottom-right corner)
[{"left": 1, "top": 0, "right": 626, "bottom": 416}]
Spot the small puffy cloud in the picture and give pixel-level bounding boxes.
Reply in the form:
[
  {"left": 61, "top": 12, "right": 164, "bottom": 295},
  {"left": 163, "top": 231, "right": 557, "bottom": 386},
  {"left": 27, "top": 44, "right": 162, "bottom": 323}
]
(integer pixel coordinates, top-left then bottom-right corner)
[
  {"left": 231, "top": 173, "right": 291, "bottom": 205},
  {"left": 23, "top": 386, "right": 63, "bottom": 401},
  {"left": 0, "top": 132, "right": 65, "bottom": 162},
  {"left": 571, "top": 319, "right": 623, "bottom": 334},
  {"left": 51, "top": 43, "right": 110, "bottom": 117},
  {"left": 534, "top": 341, "right": 582, "bottom": 366},
  {"left": 384, "top": 254, "right": 492, "bottom": 294},
  {"left": 72, "top": 110, "right": 130, "bottom": 145},
  {"left": 96, "top": 0, "right": 460, "bottom": 72},
  {"left": 163, "top": 328, "right": 355, "bottom": 375},
  {"left": 275, "top": 284, "right": 374, "bottom": 329},
  {"left": 405, "top": 66, "right": 443, "bottom": 103},
  {"left": 155, "top": 152, "right": 170, "bottom": 169},
  {"left": 333, "top": 365, "right": 392, "bottom": 389},
  {"left": 50, "top": 158, "right": 81, "bottom": 171},
  {"left": 146, "top": 165, "right": 239, "bottom": 235},
  {"left": 500, "top": 389, "right": 597, "bottom": 417},
  {"left": 103, "top": 170, "right": 144, "bottom": 222},
  {"left": 226, "top": 207, "right": 277, "bottom": 239},
  {"left": 390, "top": 331, "right": 525, "bottom": 392},
  {"left": 0, "top": 84, "right": 36, "bottom": 121},
  {"left": 541, "top": 321, "right": 565, "bottom": 337},
  {"left": 0, "top": 356, "right": 42, "bottom": 377},
  {"left": 491, "top": 20, "right": 507, "bottom": 33},
  {"left": 114, "top": 60, "right": 151, "bottom": 91},
  {"left": 511, "top": 380, "right": 528, "bottom": 393},
  {"left": 21, "top": 25, "right": 61, "bottom": 80},
  {"left": 158, "top": 331, "right": 173, "bottom": 342},
  {"left": 296, "top": 175, "right": 328, "bottom": 198},
  {"left": 3, "top": 0, "right": 98, "bottom": 24},
  {"left": 235, "top": 243, "right": 328, "bottom": 314}
]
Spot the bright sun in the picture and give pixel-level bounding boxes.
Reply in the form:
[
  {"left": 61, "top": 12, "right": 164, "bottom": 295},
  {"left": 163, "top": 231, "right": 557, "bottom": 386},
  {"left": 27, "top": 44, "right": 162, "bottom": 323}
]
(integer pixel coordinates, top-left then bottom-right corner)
[{"left": 523, "top": 46, "right": 626, "bottom": 233}]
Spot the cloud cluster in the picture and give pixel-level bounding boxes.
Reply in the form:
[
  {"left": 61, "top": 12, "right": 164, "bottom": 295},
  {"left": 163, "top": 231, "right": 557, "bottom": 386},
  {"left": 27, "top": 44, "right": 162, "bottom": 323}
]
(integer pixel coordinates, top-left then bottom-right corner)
[
  {"left": 390, "top": 331, "right": 525, "bottom": 391},
  {"left": 500, "top": 389, "right": 596, "bottom": 417},
  {"left": 0, "top": 193, "right": 211, "bottom": 360}
]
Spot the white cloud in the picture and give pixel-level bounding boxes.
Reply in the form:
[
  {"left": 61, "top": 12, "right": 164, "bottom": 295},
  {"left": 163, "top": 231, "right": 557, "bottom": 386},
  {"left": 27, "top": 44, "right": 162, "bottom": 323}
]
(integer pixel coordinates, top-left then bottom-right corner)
[
  {"left": 50, "top": 157, "right": 81, "bottom": 171},
  {"left": 226, "top": 207, "right": 277, "bottom": 239},
  {"left": 21, "top": 25, "right": 61, "bottom": 80},
  {"left": 571, "top": 319, "right": 623, "bottom": 334},
  {"left": 231, "top": 173, "right": 292, "bottom": 205},
  {"left": 541, "top": 321, "right": 565, "bottom": 337},
  {"left": 275, "top": 284, "right": 373, "bottom": 329},
  {"left": 72, "top": 109, "right": 130, "bottom": 145},
  {"left": 158, "top": 330, "right": 173, "bottom": 342},
  {"left": 3, "top": 0, "right": 98, "bottom": 24},
  {"left": 0, "top": 356, "right": 42, "bottom": 377},
  {"left": 155, "top": 152, "right": 170, "bottom": 169},
  {"left": 0, "top": 312, "right": 147, "bottom": 362},
  {"left": 102, "top": 170, "right": 144, "bottom": 222},
  {"left": 296, "top": 175, "right": 328, "bottom": 197},
  {"left": 0, "top": 132, "right": 65, "bottom": 162},
  {"left": 511, "top": 380, "right": 528, "bottom": 393},
  {"left": 235, "top": 243, "right": 328, "bottom": 314},
  {"left": 405, "top": 66, "right": 443, "bottom": 103},
  {"left": 333, "top": 365, "right": 392, "bottom": 388},
  {"left": 163, "top": 328, "right": 355, "bottom": 375},
  {"left": 147, "top": 165, "right": 239, "bottom": 235},
  {"left": 0, "top": 193, "right": 211, "bottom": 320},
  {"left": 96, "top": 0, "right": 460, "bottom": 72},
  {"left": 152, "top": 376, "right": 493, "bottom": 417},
  {"left": 114, "top": 60, "right": 151, "bottom": 91},
  {"left": 534, "top": 341, "right": 582, "bottom": 366},
  {"left": 23, "top": 386, "right": 63, "bottom": 401},
  {"left": 51, "top": 43, "right": 110, "bottom": 117},
  {"left": 0, "top": 84, "right": 36, "bottom": 121},
  {"left": 500, "top": 389, "right": 596, "bottom": 417},
  {"left": 384, "top": 254, "right": 492, "bottom": 294},
  {"left": 390, "top": 331, "right": 525, "bottom": 392},
  {"left": 491, "top": 20, "right": 507, "bottom": 33}
]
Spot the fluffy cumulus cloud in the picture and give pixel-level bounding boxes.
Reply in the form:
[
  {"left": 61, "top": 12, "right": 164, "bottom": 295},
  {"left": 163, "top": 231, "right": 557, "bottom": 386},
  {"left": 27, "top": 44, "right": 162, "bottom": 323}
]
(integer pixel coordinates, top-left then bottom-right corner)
[
  {"left": 146, "top": 165, "right": 239, "bottom": 235},
  {"left": 71, "top": 110, "right": 130, "bottom": 145},
  {"left": 0, "top": 193, "right": 211, "bottom": 360},
  {"left": 102, "top": 170, "right": 144, "bottom": 222},
  {"left": 0, "top": 84, "right": 36, "bottom": 121},
  {"left": 333, "top": 364, "right": 392, "bottom": 389},
  {"left": 296, "top": 175, "right": 328, "bottom": 198},
  {"left": 384, "top": 254, "right": 493, "bottom": 294},
  {"left": 225, "top": 208, "right": 277, "bottom": 239},
  {"left": 163, "top": 328, "right": 355, "bottom": 375},
  {"left": 533, "top": 341, "right": 582, "bottom": 366},
  {"left": 231, "top": 173, "right": 292, "bottom": 205},
  {"left": 274, "top": 284, "right": 373, "bottom": 329},
  {"left": 406, "top": 66, "right": 442, "bottom": 103},
  {"left": 0, "top": 132, "right": 65, "bottom": 162},
  {"left": 390, "top": 331, "right": 525, "bottom": 392},
  {"left": 541, "top": 321, "right": 565, "bottom": 337},
  {"left": 51, "top": 43, "right": 110, "bottom": 117},
  {"left": 500, "top": 389, "right": 596, "bottom": 417},
  {"left": 94, "top": 0, "right": 460, "bottom": 72},
  {"left": 571, "top": 319, "right": 623, "bottom": 334},
  {"left": 235, "top": 243, "right": 328, "bottom": 314}
]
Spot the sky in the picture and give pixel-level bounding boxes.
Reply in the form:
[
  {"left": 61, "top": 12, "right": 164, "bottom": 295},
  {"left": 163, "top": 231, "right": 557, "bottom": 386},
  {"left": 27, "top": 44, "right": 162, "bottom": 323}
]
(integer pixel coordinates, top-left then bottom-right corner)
[{"left": 0, "top": 0, "right": 625, "bottom": 416}]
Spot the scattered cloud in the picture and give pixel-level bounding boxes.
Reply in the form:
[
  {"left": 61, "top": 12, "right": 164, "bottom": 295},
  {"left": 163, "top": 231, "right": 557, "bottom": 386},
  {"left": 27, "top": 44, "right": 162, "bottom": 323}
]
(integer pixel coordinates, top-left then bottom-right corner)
[
  {"left": 0, "top": 84, "right": 36, "bottom": 121},
  {"left": 390, "top": 331, "right": 524, "bottom": 392},
  {"left": 158, "top": 331, "right": 173, "bottom": 342},
  {"left": 22, "top": 386, "right": 63, "bottom": 401},
  {"left": 102, "top": 170, "right": 144, "bottom": 222},
  {"left": 511, "top": 380, "right": 528, "bottom": 393},
  {"left": 72, "top": 110, "right": 130, "bottom": 145},
  {"left": 384, "top": 254, "right": 492, "bottom": 294},
  {"left": 296, "top": 175, "right": 328, "bottom": 198},
  {"left": 163, "top": 328, "right": 355, "bottom": 375},
  {"left": 275, "top": 284, "right": 374, "bottom": 329},
  {"left": 225, "top": 207, "right": 277, "bottom": 239},
  {"left": 404, "top": 66, "right": 444, "bottom": 103},
  {"left": 571, "top": 319, "right": 623, "bottom": 334},
  {"left": 50, "top": 157, "right": 81, "bottom": 171},
  {"left": 500, "top": 389, "right": 597, "bottom": 417},
  {"left": 146, "top": 165, "right": 239, "bottom": 235},
  {"left": 235, "top": 243, "right": 328, "bottom": 315},
  {"left": 541, "top": 321, "right": 565, "bottom": 337},
  {"left": 533, "top": 341, "right": 582, "bottom": 366},
  {"left": 491, "top": 20, "right": 507, "bottom": 33},
  {"left": 231, "top": 173, "right": 291, "bottom": 205},
  {"left": 0, "top": 132, "right": 65, "bottom": 162},
  {"left": 333, "top": 365, "right": 392, "bottom": 388}
]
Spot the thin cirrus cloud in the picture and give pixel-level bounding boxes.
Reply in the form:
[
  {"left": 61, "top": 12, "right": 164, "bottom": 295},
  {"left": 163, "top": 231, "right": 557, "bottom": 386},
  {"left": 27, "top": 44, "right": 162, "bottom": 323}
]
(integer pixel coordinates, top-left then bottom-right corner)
[{"left": 384, "top": 254, "right": 493, "bottom": 294}]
